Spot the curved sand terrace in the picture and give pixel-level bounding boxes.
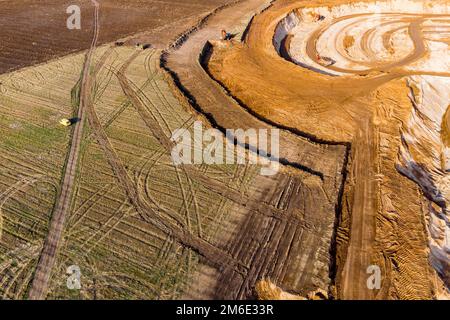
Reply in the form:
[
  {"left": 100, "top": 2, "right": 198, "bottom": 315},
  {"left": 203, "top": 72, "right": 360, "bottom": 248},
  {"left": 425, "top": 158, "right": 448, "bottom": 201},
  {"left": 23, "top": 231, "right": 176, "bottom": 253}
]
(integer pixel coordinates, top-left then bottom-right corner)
[
  {"left": 206, "top": 0, "right": 449, "bottom": 299},
  {"left": 276, "top": 2, "right": 450, "bottom": 76},
  {"left": 276, "top": 0, "right": 450, "bottom": 296}
]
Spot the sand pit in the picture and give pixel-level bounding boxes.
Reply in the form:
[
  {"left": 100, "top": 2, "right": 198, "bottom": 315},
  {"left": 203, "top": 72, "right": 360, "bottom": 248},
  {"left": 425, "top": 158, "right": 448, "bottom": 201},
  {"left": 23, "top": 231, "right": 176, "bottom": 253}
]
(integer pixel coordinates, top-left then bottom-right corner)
[
  {"left": 206, "top": 0, "right": 449, "bottom": 299},
  {"left": 276, "top": 1, "right": 450, "bottom": 76},
  {"left": 275, "top": 0, "right": 450, "bottom": 295}
]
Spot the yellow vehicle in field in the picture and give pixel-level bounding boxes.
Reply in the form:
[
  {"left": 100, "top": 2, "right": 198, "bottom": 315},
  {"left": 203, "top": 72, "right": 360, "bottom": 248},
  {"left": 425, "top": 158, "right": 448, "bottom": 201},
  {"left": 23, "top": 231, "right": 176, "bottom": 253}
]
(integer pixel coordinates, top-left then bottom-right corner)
[{"left": 59, "top": 118, "right": 72, "bottom": 127}]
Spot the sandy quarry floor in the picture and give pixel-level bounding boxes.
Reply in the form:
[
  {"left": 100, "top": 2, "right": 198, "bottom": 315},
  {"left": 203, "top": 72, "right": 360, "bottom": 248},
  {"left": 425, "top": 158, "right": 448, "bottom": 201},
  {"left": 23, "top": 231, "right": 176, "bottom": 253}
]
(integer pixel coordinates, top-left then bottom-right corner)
[{"left": 207, "top": 0, "right": 449, "bottom": 299}]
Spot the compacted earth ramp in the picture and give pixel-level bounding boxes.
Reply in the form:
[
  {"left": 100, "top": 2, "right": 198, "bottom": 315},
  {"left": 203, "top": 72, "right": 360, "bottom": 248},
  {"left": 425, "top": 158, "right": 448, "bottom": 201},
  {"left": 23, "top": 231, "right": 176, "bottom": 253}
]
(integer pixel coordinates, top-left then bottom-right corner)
[{"left": 163, "top": 0, "right": 348, "bottom": 298}]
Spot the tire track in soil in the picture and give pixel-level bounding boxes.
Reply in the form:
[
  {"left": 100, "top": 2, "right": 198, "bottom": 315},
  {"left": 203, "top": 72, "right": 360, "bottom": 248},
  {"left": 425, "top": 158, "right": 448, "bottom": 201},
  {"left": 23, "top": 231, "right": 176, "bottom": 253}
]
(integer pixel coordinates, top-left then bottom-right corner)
[
  {"left": 117, "top": 54, "right": 311, "bottom": 226},
  {"left": 0, "top": 175, "right": 41, "bottom": 241},
  {"left": 113, "top": 50, "right": 333, "bottom": 297},
  {"left": 128, "top": 61, "right": 329, "bottom": 245},
  {"left": 87, "top": 53, "right": 239, "bottom": 271}
]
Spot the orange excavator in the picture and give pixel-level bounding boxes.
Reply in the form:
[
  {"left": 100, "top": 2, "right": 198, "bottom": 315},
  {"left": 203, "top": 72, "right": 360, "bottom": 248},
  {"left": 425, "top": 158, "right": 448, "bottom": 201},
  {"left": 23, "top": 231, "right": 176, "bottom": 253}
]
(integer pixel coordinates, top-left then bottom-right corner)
[{"left": 312, "top": 12, "right": 326, "bottom": 22}]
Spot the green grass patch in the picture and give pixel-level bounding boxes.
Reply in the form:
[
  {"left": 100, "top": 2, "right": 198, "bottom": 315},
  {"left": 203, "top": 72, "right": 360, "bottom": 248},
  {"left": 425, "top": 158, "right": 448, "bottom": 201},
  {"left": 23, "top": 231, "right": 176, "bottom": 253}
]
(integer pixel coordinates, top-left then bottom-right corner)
[{"left": 0, "top": 115, "right": 68, "bottom": 153}]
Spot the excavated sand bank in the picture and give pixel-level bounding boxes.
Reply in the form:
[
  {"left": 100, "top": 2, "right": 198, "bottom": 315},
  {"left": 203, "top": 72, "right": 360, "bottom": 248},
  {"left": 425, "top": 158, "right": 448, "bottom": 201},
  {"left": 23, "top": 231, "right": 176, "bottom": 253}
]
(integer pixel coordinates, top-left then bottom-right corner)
[
  {"left": 207, "top": 0, "right": 449, "bottom": 299},
  {"left": 277, "top": 0, "right": 450, "bottom": 295}
]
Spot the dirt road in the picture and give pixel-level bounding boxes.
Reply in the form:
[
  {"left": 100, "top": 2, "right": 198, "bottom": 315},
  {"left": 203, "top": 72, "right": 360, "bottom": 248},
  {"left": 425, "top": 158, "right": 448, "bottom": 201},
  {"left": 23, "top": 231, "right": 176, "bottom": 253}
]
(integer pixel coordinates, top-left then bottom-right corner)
[
  {"left": 28, "top": 0, "right": 100, "bottom": 300},
  {"left": 340, "top": 119, "right": 377, "bottom": 300}
]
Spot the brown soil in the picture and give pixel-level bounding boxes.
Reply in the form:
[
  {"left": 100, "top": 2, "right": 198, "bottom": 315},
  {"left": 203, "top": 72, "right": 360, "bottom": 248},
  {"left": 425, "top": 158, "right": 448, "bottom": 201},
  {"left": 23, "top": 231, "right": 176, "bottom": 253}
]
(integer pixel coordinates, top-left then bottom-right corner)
[
  {"left": 0, "top": 0, "right": 234, "bottom": 75},
  {"left": 343, "top": 35, "right": 355, "bottom": 52},
  {"left": 442, "top": 105, "right": 450, "bottom": 147}
]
